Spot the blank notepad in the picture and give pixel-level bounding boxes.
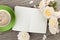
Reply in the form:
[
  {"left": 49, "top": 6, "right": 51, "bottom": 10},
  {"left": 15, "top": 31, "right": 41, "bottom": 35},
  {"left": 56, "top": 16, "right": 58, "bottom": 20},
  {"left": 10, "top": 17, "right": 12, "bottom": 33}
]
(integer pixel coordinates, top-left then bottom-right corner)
[{"left": 12, "top": 6, "right": 47, "bottom": 33}]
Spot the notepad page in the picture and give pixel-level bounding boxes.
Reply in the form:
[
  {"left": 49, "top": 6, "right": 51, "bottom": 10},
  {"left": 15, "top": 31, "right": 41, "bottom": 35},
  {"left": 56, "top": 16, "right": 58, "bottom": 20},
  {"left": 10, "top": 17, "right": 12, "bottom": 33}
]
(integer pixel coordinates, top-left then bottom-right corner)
[
  {"left": 29, "top": 9, "right": 47, "bottom": 33},
  {"left": 12, "top": 6, "right": 31, "bottom": 32}
]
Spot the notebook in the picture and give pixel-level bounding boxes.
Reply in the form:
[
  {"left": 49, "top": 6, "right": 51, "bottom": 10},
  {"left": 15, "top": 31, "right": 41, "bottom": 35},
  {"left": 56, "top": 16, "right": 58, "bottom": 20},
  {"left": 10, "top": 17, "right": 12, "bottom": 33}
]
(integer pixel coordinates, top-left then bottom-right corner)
[{"left": 12, "top": 6, "right": 47, "bottom": 33}]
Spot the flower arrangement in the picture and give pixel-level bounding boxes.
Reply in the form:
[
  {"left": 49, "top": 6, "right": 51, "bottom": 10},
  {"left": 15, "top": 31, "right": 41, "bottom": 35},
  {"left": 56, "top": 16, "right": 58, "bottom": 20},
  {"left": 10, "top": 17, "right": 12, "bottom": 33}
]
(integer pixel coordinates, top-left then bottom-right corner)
[{"left": 38, "top": 0, "right": 60, "bottom": 34}]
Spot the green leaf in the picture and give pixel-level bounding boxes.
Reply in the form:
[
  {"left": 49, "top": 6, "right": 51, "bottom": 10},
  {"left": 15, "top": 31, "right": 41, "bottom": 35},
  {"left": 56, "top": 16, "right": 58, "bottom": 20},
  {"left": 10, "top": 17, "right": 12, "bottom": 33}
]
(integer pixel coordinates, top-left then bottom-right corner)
[{"left": 48, "top": 1, "right": 57, "bottom": 8}]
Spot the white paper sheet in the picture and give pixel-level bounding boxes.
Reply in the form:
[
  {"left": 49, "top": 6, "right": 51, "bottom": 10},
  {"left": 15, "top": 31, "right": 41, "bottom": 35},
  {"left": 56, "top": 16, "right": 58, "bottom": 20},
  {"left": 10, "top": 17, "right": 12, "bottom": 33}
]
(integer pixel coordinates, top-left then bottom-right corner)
[{"left": 29, "top": 9, "right": 47, "bottom": 33}]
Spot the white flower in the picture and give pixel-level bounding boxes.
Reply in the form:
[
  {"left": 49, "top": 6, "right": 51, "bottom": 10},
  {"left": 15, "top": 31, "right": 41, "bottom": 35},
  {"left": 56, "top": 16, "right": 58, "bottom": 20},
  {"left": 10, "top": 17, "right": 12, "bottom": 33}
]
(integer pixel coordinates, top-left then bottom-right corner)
[
  {"left": 38, "top": 0, "right": 46, "bottom": 8},
  {"left": 43, "top": 6, "right": 54, "bottom": 18},
  {"left": 17, "top": 32, "right": 30, "bottom": 40},
  {"left": 53, "top": 11, "right": 60, "bottom": 18},
  {"left": 49, "top": 16, "right": 59, "bottom": 34},
  {"left": 38, "top": 0, "right": 55, "bottom": 8}
]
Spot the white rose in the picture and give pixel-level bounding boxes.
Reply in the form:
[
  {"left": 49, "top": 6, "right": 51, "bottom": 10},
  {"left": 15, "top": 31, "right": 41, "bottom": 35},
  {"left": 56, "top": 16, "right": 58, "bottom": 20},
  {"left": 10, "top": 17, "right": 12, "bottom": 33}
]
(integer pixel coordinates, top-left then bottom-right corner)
[
  {"left": 43, "top": 6, "right": 54, "bottom": 18},
  {"left": 17, "top": 32, "right": 30, "bottom": 40},
  {"left": 38, "top": 0, "right": 55, "bottom": 8},
  {"left": 49, "top": 16, "right": 59, "bottom": 34}
]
